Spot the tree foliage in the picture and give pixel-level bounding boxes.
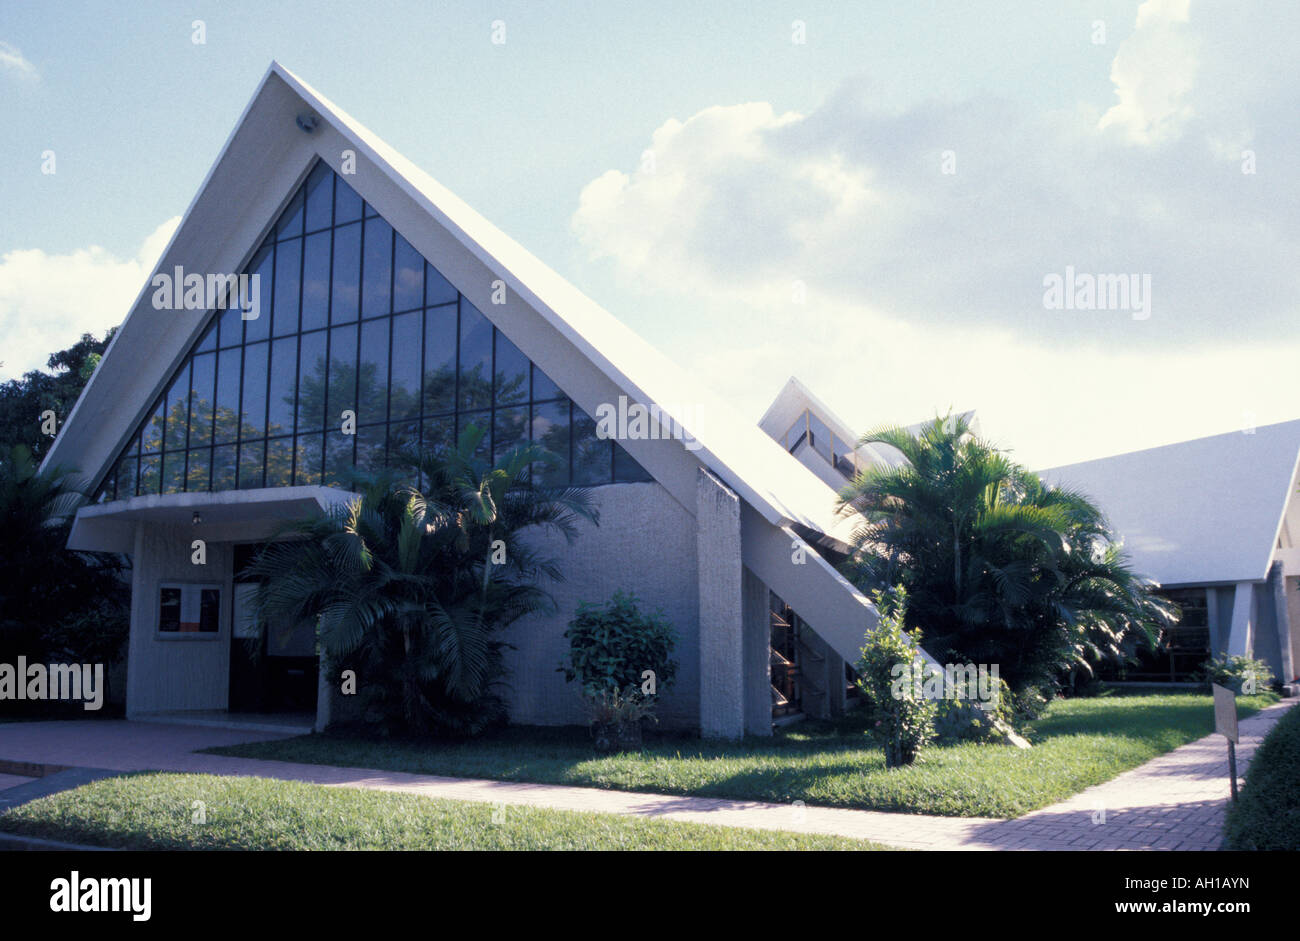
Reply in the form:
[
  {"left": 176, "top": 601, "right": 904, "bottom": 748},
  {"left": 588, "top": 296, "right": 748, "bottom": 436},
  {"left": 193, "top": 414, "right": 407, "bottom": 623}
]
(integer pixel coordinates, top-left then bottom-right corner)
[
  {"left": 837, "top": 414, "right": 1175, "bottom": 698},
  {"left": 246, "top": 424, "right": 598, "bottom": 737}
]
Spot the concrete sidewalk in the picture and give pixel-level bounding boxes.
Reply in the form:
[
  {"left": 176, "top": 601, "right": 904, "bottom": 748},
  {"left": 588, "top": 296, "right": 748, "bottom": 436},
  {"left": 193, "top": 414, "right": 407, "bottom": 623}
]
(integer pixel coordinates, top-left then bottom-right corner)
[{"left": 0, "top": 699, "right": 1292, "bottom": 850}]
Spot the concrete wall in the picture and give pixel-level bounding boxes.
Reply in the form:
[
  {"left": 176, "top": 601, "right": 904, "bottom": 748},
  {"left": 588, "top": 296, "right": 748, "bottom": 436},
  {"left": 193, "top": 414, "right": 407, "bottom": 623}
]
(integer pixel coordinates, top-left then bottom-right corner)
[
  {"left": 501, "top": 481, "right": 701, "bottom": 729},
  {"left": 125, "top": 523, "right": 234, "bottom": 715},
  {"left": 697, "top": 469, "right": 745, "bottom": 739},
  {"left": 741, "top": 566, "right": 773, "bottom": 736}
]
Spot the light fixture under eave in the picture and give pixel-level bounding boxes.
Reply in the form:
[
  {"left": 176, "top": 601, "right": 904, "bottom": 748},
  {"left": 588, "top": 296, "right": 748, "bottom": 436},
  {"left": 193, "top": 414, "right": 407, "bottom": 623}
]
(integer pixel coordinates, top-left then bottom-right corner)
[
  {"left": 192, "top": 511, "right": 202, "bottom": 526},
  {"left": 295, "top": 112, "right": 318, "bottom": 133}
]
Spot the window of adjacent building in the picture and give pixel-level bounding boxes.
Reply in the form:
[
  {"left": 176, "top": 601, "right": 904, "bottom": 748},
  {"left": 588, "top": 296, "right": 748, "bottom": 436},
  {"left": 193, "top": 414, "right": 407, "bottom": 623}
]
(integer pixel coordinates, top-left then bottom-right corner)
[
  {"left": 158, "top": 584, "right": 221, "bottom": 634},
  {"left": 95, "top": 160, "right": 652, "bottom": 502}
]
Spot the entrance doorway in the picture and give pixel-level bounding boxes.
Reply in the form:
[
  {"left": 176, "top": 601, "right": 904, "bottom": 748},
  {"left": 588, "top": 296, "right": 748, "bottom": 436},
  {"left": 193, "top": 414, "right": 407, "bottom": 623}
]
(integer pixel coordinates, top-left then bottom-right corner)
[{"left": 229, "top": 544, "right": 318, "bottom": 714}]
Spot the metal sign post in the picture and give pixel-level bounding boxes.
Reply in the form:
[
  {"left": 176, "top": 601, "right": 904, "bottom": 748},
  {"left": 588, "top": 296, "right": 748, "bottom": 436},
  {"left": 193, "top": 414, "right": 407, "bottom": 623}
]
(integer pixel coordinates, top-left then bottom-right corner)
[{"left": 1212, "top": 683, "right": 1240, "bottom": 801}]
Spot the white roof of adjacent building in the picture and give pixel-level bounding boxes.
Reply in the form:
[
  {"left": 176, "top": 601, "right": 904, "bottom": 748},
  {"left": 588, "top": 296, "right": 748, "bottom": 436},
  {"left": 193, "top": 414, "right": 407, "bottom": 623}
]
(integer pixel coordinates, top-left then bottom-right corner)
[
  {"left": 44, "top": 63, "right": 855, "bottom": 543},
  {"left": 1039, "top": 420, "right": 1300, "bottom": 587}
]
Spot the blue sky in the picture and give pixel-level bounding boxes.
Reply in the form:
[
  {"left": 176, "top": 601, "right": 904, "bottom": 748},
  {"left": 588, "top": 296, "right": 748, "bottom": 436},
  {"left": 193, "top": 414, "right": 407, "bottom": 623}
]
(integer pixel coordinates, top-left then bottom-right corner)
[{"left": 2, "top": 0, "right": 1297, "bottom": 467}]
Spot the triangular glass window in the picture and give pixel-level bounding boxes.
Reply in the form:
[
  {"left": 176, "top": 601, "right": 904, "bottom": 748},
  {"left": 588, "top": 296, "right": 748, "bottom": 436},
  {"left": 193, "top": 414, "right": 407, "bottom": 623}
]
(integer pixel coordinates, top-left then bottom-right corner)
[{"left": 94, "top": 161, "right": 651, "bottom": 501}]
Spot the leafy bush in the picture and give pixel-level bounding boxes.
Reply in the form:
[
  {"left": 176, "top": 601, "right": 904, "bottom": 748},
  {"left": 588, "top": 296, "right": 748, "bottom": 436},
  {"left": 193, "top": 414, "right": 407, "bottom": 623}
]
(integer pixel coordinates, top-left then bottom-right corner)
[
  {"left": 933, "top": 676, "right": 1017, "bottom": 744},
  {"left": 1199, "top": 654, "right": 1275, "bottom": 695},
  {"left": 1223, "top": 703, "right": 1300, "bottom": 850},
  {"left": 560, "top": 591, "right": 678, "bottom": 698},
  {"left": 854, "top": 586, "right": 936, "bottom": 767}
]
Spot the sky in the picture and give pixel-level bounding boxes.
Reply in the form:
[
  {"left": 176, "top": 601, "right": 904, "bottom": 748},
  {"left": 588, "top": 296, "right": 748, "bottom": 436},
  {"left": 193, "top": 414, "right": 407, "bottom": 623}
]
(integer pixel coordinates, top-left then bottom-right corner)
[{"left": 1, "top": 0, "right": 1297, "bottom": 469}]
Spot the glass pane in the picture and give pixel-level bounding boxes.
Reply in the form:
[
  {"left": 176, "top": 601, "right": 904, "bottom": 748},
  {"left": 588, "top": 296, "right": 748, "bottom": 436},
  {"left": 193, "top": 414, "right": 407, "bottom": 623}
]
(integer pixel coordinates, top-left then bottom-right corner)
[
  {"left": 426, "top": 261, "right": 457, "bottom": 307},
  {"left": 296, "top": 330, "right": 327, "bottom": 433},
  {"left": 294, "top": 434, "right": 323, "bottom": 486},
  {"left": 494, "top": 407, "right": 528, "bottom": 464},
  {"left": 188, "top": 352, "right": 215, "bottom": 448},
  {"left": 494, "top": 330, "right": 528, "bottom": 406},
  {"left": 301, "top": 231, "right": 330, "bottom": 332},
  {"left": 532, "top": 362, "right": 562, "bottom": 402},
  {"left": 163, "top": 361, "right": 191, "bottom": 453},
  {"left": 303, "top": 162, "right": 333, "bottom": 232},
  {"left": 459, "top": 411, "right": 492, "bottom": 462},
  {"left": 115, "top": 453, "right": 139, "bottom": 499},
  {"left": 241, "top": 341, "right": 269, "bottom": 439},
  {"left": 324, "top": 431, "right": 354, "bottom": 487},
  {"left": 531, "top": 400, "right": 569, "bottom": 487},
  {"left": 458, "top": 300, "right": 492, "bottom": 411},
  {"left": 572, "top": 405, "right": 610, "bottom": 485},
  {"left": 356, "top": 424, "right": 386, "bottom": 477},
  {"left": 268, "top": 336, "right": 297, "bottom": 438},
  {"left": 195, "top": 319, "right": 217, "bottom": 354},
  {"left": 614, "top": 442, "right": 654, "bottom": 483},
  {"left": 389, "top": 311, "right": 420, "bottom": 421},
  {"left": 212, "top": 445, "right": 237, "bottom": 491},
  {"left": 387, "top": 419, "right": 420, "bottom": 469},
  {"left": 159, "top": 587, "right": 181, "bottom": 632},
  {"left": 218, "top": 300, "right": 243, "bottom": 349},
  {"left": 330, "top": 222, "right": 361, "bottom": 324},
  {"left": 808, "top": 412, "right": 832, "bottom": 462},
  {"left": 238, "top": 441, "right": 265, "bottom": 489},
  {"left": 361, "top": 218, "right": 393, "bottom": 319},
  {"left": 139, "top": 453, "right": 161, "bottom": 495},
  {"left": 161, "top": 451, "right": 187, "bottom": 494},
  {"left": 244, "top": 244, "right": 273, "bottom": 344},
  {"left": 421, "top": 417, "right": 454, "bottom": 464},
  {"left": 393, "top": 233, "right": 423, "bottom": 313},
  {"left": 423, "top": 305, "right": 457, "bottom": 415},
  {"left": 335, "top": 176, "right": 363, "bottom": 225},
  {"left": 199, "top": 588, "right": 221, "bottom": 632},
  {"left": 276, "top": 187, "right": 304, "bottom": 239},
  {"left": 142, "top": 399, "right": 165, "bottom": 454},
  {"left": 265, "top": 437, "right": 293, "bottom": 487},
  {"left": 273, "top": 237, "right": 301, "bottom": 337},
  {"left": 214, "top": 347, "right": 241, "bottom": 446},
  {"left": 327, "top": 325, "right": 358, "bottom": 428},
  {"left": 358, "top": 318, "right": 389, "bottom": 426},
  {"left": 187, "top": 448, "right": 211, "bottom": 492}
]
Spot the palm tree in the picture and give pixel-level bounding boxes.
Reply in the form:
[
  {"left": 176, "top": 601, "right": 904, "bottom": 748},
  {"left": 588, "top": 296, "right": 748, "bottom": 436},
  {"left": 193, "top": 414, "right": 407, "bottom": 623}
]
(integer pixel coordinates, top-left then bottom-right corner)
[
  {"left": 835, "top": 415, "right": 1174, "bottom": 698},
  {"left": 246, "top": 424, "right": 598, "bottom": 736},
  {"left": 0, "top": 445, "right": 128, "bottom": 668}
]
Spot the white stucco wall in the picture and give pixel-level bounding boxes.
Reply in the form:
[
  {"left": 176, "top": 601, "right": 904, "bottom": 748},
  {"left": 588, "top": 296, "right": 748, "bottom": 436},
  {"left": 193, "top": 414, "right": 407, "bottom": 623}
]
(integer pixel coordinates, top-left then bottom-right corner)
[
  {"left": 501, "top": 481, "right": 701, "bottom": 729},
  {"left": 125, "top": 523, "right": 234, "bottom": 715}
]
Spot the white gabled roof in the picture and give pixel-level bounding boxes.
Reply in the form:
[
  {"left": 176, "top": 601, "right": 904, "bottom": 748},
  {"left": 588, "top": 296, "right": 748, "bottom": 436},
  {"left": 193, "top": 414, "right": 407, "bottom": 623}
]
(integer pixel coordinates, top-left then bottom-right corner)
[
  {"left": 45, "top": 63, "right": 853, "bottom": 541},
  {"left": 1039, "top": 420, "right": 1300, "bottom": 586}
]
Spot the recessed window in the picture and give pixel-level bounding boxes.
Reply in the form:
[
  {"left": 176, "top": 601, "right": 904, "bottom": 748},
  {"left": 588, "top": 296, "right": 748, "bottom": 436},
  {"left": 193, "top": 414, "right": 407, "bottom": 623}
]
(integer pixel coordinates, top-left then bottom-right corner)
[{"left": 158, "top": 584, "right": 221, "bottom": 635}]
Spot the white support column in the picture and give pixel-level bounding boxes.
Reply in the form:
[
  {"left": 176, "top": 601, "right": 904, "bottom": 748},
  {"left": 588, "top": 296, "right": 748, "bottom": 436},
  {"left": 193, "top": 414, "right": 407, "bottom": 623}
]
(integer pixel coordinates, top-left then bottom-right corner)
[
  {"left": 697, "top": 468, "right": 745, "bottom": 739},
  {"left": 1226, "top": 582, "right": 1255, "bottom": 658},
  {"left": 1269, "top": 561, "right": 1295, "bottom": 684}
]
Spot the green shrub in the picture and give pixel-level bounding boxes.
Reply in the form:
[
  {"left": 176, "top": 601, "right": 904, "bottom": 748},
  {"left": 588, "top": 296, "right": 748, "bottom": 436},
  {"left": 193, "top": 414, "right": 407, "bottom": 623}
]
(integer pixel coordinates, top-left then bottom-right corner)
[
  {"left": 854, "top": 586, "right": 935, "bottom": 767},
  {"left": 933, "top": 676, "right": 1017, "bottom": 743},
  {"left": 1223, "top": 704, "right": 1300, "bottom": 850},
  {"left": 560, "top": 591, "right": 678, "bottom": 698},
  {"left": 1199, "top": 654, "right": 1274, "bottom": 695}
]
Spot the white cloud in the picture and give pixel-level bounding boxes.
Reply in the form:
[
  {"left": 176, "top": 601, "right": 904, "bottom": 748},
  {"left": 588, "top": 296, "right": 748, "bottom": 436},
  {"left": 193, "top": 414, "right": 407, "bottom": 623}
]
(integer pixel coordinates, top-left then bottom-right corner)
[
  {"left": 1098, "top": 0, "right": 1199, "bottom": 144},
  {"left": 0, "top": 41, "right": 37, "bottom": 80},
  {"left": 569, "top": 2, "right": 1300, "bottom": 467},
  {"left": 0, "top": 217, "right": 180, "bottom": 379},
  {"left": 678, "top": 295, "right": 1300, "bottom": 470}
]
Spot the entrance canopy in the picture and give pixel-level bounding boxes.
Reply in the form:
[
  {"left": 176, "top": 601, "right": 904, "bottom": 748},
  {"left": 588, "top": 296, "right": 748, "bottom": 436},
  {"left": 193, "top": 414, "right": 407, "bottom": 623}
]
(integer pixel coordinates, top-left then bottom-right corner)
[{"left": 68, "top": 485, "right": 352, "bottom": 553}]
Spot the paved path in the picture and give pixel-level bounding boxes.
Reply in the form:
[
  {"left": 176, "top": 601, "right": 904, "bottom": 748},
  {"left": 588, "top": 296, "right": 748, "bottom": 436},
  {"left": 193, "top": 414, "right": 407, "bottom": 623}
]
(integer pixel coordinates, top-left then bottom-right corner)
[{"left": 0, "top": 700, "right": 1292, "bottom": 850}]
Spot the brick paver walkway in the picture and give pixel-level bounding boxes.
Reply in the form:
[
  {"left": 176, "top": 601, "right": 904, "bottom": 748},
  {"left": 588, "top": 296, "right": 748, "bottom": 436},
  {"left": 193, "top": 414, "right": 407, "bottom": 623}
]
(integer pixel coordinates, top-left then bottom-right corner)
[{"left": 0, "top": 699, "right": 1292, "bottom": 850}]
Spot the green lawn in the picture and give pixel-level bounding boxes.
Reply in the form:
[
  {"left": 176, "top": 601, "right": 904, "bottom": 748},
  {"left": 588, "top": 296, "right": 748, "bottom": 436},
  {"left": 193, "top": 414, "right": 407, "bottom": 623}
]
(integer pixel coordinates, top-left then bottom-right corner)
[
  {"left": 0, "top": 772, "right": 889, "bottom": 850},
  {"left": 206, "top": 691, "right": 1279, "bottom": 818}
]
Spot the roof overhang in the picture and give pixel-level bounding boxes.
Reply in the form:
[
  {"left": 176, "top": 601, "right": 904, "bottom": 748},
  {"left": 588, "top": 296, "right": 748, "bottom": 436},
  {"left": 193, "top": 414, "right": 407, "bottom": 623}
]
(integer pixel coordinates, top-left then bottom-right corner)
[
  {"left": 44, "top": 62, "right": 863, "bottom": 546},
  {"left": 68, "top": 486, "right": 353, "bottom": 553}
]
